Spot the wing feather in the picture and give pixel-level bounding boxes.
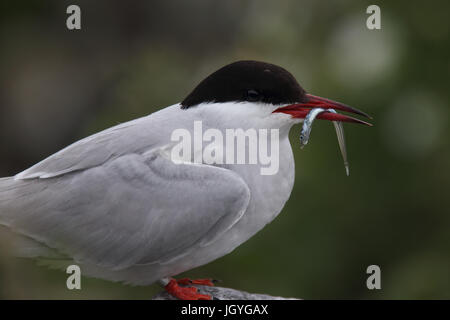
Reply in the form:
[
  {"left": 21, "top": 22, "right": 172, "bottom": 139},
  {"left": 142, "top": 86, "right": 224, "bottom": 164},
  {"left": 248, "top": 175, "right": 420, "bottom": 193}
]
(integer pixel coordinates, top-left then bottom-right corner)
[
  {"left": 1, "top": 151, "right": 250, "bottom": 270},
  {"left": 14, "top": 107, "right": 174, "bottom": 180}
]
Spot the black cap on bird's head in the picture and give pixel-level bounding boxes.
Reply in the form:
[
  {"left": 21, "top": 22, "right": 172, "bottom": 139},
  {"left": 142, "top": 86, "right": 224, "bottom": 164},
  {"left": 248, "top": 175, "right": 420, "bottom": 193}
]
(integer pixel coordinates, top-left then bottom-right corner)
[
  {"left": 181, "top": 60, "right": 372, "bottom": 126},
  {"left": 181, "top": 60, "right": 306, "bottom": 108}
]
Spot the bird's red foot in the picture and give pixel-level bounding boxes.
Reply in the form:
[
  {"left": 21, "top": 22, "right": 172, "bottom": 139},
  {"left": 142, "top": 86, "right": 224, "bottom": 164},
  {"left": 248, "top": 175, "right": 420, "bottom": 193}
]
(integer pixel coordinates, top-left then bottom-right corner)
[
  {"left": 165, "top": 279, "right": 212, "bottom": 300},
  {"left": 176, "top": 277, "right": 216, "bottom": 286}
]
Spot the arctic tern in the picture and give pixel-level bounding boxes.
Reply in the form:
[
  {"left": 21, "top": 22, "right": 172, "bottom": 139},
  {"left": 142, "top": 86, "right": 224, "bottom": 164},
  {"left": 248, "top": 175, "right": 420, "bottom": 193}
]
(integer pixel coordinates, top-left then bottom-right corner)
[{"left": 0, "top": 60, "right": 371, "bottom": 299}]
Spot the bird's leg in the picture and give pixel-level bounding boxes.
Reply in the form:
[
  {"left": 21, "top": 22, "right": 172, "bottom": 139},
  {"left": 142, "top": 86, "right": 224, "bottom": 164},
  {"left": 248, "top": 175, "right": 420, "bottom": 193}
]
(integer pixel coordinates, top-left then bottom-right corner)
[
  {"left": 176, "top": 277, "right": 216, "bottom": 286},
  {"left": 159, "top": 277, "right": 212, "bottom": 300}
]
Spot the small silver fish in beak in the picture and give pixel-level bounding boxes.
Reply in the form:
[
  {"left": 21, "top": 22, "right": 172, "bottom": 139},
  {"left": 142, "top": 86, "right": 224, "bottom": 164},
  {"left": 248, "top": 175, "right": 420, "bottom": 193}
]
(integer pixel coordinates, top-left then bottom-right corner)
[
  {"left": 273, "top": 93, "right": 372, "bottom": 176},
  {"left": 300, "top": 108, "right": 349, "bottom": 176}
]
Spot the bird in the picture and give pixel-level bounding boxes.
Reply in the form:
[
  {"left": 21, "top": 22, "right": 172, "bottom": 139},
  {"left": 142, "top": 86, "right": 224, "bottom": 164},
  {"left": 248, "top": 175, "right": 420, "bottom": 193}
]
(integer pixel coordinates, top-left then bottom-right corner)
[{"left": 0, "top": 60, "right": 371, "bottom": 300}]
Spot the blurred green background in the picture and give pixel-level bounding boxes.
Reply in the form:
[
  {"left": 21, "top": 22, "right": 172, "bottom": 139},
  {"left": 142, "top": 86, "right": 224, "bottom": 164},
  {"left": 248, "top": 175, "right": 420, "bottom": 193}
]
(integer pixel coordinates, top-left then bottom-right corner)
[{"left": 0, "top": 0, "right": 449, "bottom": 299}]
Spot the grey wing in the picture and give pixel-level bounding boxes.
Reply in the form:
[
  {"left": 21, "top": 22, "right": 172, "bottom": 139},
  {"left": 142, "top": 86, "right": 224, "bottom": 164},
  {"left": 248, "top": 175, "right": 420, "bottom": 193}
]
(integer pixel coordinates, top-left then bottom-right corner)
[
  {"left": 0, "top": 151, "right": 250, "bottom": 270},
  {"left": 14, "top": 114, "right": 163, "bottom": 180}
]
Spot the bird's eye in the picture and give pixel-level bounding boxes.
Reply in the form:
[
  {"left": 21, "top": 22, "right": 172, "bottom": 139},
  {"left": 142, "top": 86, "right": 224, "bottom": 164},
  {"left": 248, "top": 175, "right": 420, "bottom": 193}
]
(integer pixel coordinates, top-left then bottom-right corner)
[{"left": 246, "top": 89, "right": 262, "bottom": 102}]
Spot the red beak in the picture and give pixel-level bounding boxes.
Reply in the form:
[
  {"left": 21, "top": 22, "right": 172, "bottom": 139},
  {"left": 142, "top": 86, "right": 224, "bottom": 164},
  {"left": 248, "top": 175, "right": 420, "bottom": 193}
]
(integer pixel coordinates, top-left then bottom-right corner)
[{"left": 273, "top": 94, "right": 372, "bottom": 126}]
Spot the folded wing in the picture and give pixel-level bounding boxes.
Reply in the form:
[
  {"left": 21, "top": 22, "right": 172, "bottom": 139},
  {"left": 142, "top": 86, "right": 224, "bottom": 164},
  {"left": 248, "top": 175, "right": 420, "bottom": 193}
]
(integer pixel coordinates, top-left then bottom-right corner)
[{"left": 0, "top": 151, "right": 250, "bottom": 270}]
